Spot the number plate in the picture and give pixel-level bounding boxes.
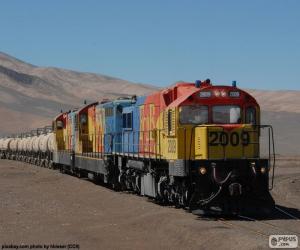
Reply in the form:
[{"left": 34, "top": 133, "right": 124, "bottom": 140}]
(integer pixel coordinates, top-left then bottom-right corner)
[{"left": 209, "top": 131, "right": 250, "bottom": 146}]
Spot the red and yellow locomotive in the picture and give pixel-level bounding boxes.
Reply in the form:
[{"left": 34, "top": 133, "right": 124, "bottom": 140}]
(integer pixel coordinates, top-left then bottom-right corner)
[{"left": 155, "top": 79, "right": 275, "bottom": 214}]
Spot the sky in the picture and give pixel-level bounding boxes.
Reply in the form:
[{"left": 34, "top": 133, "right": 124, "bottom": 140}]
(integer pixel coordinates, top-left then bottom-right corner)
[{"left": 0, "top": 0, "right": 299, "bottom": 90}]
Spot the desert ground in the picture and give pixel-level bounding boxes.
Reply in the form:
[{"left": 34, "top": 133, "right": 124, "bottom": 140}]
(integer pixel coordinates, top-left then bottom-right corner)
[{"left": 0, "top": 159, "right": 299, "bottom": 250}]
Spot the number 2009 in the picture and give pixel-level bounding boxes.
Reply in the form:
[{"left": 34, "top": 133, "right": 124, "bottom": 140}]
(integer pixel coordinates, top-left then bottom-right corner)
[{"left": 209, "top": 131, "right": 250, "bottom": 146}]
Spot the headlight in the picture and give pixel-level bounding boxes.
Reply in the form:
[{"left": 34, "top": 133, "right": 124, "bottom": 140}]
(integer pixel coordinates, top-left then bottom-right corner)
[
  {"left": 221, "top": 90, "right": 227, "bottom": 97},
  {"left": 260, "top": 167, "right": 267, "bottom": 174},
  {"left": 199, "top": 167, "right": 207, "bottom": 175},
  {"left": 214, "top": 90, "right": 221, "bottom": 97}
]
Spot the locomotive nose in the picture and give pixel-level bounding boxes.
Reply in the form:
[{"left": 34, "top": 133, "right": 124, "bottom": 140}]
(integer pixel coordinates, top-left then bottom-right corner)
[{"left": 228, "top": 182, "right": 242, "bottom": 196}]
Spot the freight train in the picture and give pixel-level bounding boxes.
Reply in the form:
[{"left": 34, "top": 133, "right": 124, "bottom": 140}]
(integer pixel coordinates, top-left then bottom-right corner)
[{"left": 0, "top": 79, "right": 276, "bottom": 215}]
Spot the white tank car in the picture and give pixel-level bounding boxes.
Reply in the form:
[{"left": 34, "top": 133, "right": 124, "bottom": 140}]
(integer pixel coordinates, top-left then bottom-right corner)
[
  {"left": 19, "top": 138, "right": 26, "bottom": 151},
  {"left": 14, "top": 138, "right": 22, "bottom": 151},
  {"left": 32, "top": 135, "right": 40, "bottom": 152},
  {"left": 23, "top": 137, "right": 30, "bottom": 151},
  {"left": 19, "top": 138, "right": 24, "bottom": 151},
  {"left": 0, "top": 138, "right": 4, "bottom": 150},
  {"left": 25, "top": 137, "right": 33, "bottom": 152},
  {"left": 15, "top": 138, "right": 22, "bottom": 152},
  {"left": 47, "top": 133, "right": 57, "bottom": 152},
  {"left": 29, "top": 136, "right": 36, "bottom": 152},
  {"left": 38, "top": 134, "right": 48, "bottom": 152},
  {"left": 10, "top": 138, "right": 18, "bottom": 151},
  {"left": 3, "top": 138, "right": 13, "bottom": 151},
  {"left": 8, "top": 138, "right": 14, "bottom": 151},
  {"left": 0, "top": 138, "right": 8, "bottom": 150},
  {"left": 14, "top": 138, "right": 21, "bottom": 152},
  {"left": 24, "top": 138, "right": 28, "bottom": 152},
  {"left": 1, "top": 138, "right": 6, "bottom": 150}
]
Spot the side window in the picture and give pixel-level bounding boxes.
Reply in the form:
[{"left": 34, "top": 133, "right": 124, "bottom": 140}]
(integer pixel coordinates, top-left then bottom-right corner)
[
  {"left": 246, "top": 107, "right": 256, "bottom": 124},
  {"left": 127, "top": 113, "right": 132, "bottom": 128},
  {"left": 122, "top": 112, "right": 133, "bottom": 129},
  {"left": 56, "top": 120, "right": 64, "bottom": 129}
]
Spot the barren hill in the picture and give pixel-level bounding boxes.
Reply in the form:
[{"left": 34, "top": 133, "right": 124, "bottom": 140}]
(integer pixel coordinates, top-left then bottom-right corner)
[
  {"left": 247, "top": 89, "right": 300, "bottom": 114},
  {"left": 0, "top": 51, "right": 299, "bottom": 155},
  {"left": 0, "top": 52, "right": 156, "bottom": 135}
]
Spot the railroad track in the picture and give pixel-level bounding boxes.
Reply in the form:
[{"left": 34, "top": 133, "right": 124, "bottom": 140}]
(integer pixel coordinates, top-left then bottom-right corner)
[
  {"left": 275, "top": 206, "right": 299, "bottom": 220},
  {"left": 218, "top": 217, "right": 269, "bottom": 237},
  {"left": 217, "top": 206, "right": 300, "bottom": 239}
]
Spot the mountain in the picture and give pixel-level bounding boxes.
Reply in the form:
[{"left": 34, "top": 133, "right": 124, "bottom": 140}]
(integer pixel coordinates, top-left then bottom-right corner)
[
  {"left": 0, "top": 51, "right": 299, "bottom": 155},
  {"left": 0, "top": 51, "right": 156, "bottom": 134},
  {"left": 247, "top": 89, "right": 300, "bottom": 114},
  {"left": 246, "top": 89, "right": 300, "bottom": 156}
]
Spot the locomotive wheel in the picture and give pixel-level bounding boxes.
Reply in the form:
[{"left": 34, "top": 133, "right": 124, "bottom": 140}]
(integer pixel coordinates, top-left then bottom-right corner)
[
  {"left": 77, "top": 170, "right": 83, "bottom": 178},
  {"left": 42, "top": 160, "right": 46, "bottom": 168},
  {"left": 49, "top": 161, "right": 54, "bottom": 169}
]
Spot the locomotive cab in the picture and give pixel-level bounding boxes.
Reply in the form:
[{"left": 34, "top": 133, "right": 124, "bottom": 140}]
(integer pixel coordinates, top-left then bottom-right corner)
[
  {"left": 53, "top": 112, "right": 68, "bottom": 151},
  {"left": 161, "top": 80, "right": 275, "bottom": 215},
  {"left": 180, "top": 85, "right": 260, "bottom": 160},
  {"left": 162, "top": 81, "right": 261, "bottom": 160},
  {"left": 75, "top": 102, "right": 98, "bottom": 154}
]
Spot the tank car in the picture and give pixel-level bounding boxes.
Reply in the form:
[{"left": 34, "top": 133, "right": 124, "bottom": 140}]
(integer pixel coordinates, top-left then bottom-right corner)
[{"left": 0, "top": 138, "right": 6, "bottom": 158}]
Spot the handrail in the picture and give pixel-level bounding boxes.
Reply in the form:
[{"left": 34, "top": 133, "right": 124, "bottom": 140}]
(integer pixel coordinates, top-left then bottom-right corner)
[
  {"left": 54, "top": 124, "right": 275, "bottom": 189},
  {"left": 187, "top": 124, "right": 275, "bottom": 190}
]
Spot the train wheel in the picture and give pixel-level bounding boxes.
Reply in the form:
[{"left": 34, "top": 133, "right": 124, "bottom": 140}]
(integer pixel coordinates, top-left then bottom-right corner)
[{"left": 49, "top": 161, "right": 54, "bottom": 169}]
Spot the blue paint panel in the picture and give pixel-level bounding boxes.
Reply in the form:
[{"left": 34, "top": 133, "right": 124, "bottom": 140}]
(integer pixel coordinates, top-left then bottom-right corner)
[
  {"left": 122, "top": 96, "right": 146, "bottom": 154},
  {"left": 101, "top": 99, "right": 134, "bottom": 153}
]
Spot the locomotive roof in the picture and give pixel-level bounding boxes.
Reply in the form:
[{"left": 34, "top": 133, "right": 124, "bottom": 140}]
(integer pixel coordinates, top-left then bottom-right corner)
[
  {"left": 168, "top": 83, "right": 258, "bottom": 108},
  {"left": 100, "top": 98, "right": 135, "bottom": 107},
  {"left": 76, "top": 102, "right": 99, "bottom": 114},
  {"left": 53, "top": 112, "right": 67, "bottom": 121}
]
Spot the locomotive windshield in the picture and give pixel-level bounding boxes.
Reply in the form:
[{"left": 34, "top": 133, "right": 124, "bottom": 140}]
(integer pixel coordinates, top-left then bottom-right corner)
[
  {"left": 180, "top": 105, "right": 208, "bottom": 124},
  {"left": 212, "top": 105, "right": 241, "bottom": 124}
]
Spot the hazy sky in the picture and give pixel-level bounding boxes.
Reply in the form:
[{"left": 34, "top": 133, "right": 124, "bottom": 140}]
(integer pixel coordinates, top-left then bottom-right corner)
[{"left": 0, "top": 0, "right": 299, "bottom": 90}]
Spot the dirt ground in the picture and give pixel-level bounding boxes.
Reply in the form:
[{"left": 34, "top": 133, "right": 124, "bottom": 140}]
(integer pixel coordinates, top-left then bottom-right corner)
[{"left": 0, "top": 159, "right": 299, "bottom": 250}]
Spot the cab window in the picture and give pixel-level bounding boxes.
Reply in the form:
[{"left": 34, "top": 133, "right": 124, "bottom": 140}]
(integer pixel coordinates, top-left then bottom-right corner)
[
  {"left": 212, "top": 105, "right": 241, "bottom": 124},
  {"left": 180, "top": 105, "right": 208, "bottom": 124},
  {"left": 56, "top": 120, "right": 64, "bottom": 129},
  {"left": 246, "top": 107, "right": 256, "bottom": 124},
  {"left": 80, "top": 114, "right": 87, "bottom": 125},
  {"left": 122, "top": 112, "right": 133, "bottom": 129}
]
